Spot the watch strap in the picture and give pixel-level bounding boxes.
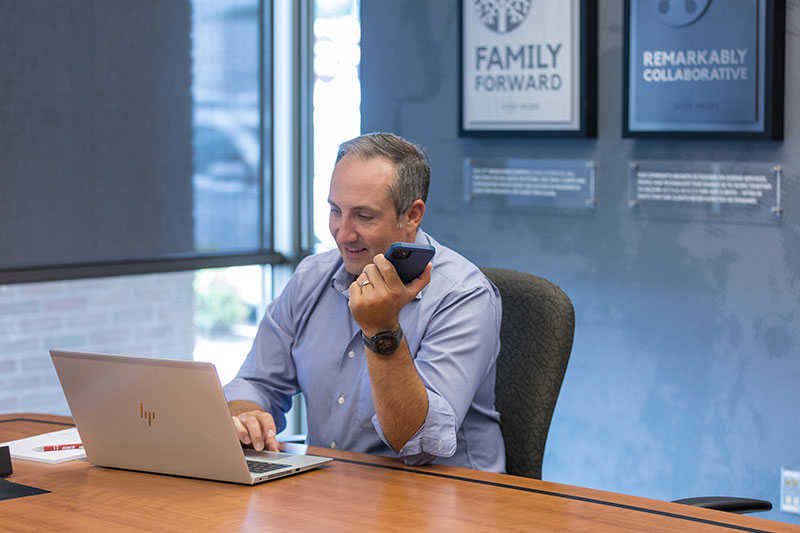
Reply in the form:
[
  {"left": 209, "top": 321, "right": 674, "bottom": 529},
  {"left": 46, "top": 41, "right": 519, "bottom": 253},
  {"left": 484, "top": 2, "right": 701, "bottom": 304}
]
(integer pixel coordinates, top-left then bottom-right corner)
[{"left": 361, "top": 325, "right": 403, "bottom": 355}]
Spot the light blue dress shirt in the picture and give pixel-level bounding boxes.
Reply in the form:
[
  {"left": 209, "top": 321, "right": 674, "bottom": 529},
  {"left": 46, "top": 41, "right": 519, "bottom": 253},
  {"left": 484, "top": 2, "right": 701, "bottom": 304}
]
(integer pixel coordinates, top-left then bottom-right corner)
[{"left": 224, "top": 229, "right": 505, "bottom": 472}]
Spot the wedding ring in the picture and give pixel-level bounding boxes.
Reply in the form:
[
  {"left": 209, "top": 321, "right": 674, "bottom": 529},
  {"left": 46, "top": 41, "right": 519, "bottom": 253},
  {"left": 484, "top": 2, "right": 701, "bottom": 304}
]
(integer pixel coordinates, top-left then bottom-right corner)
[{"left": 360, "top": 280, "right": 371, "bottom": 287}]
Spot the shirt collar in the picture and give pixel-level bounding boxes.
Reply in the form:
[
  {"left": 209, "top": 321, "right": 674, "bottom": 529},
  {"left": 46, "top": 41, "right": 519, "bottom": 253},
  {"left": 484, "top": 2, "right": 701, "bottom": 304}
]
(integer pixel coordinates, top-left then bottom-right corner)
[{"left": 331, "top": 259, "right": 356, "bottom": 295}]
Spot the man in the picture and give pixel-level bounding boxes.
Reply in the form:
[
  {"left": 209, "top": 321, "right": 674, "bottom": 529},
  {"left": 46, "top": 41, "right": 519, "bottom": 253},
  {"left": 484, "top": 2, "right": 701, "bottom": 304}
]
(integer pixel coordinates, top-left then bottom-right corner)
[{"left": 224, "top": 133, "right": 505, "bottom": 471}]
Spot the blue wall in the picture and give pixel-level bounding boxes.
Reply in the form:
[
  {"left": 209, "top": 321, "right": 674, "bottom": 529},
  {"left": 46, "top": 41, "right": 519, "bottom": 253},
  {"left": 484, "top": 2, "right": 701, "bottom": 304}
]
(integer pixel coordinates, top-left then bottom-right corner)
[{"left": 361, "top": 1, "right": 800, "bottom": 524}]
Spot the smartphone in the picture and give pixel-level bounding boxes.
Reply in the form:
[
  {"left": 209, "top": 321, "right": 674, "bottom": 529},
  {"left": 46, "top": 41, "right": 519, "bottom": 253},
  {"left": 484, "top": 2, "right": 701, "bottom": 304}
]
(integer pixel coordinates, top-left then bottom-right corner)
[{"left": 386, "top": 242, "right": 436, "bottom": 284}]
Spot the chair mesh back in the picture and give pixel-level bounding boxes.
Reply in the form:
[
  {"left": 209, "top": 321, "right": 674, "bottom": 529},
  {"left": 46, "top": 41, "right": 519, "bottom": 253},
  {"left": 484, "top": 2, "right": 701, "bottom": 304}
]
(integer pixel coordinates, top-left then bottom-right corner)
[{"left": 481, "top": 268, "right": 574, "bottom": 479}]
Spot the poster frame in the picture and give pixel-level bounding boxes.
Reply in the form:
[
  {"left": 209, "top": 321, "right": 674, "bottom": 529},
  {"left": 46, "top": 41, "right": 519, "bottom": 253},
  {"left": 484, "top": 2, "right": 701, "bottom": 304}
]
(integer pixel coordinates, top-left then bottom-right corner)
[
  {"left": 458, "top": 0, "right": 597, "bottom": 137},
  {"left": 622, "top": 0, "right": 785, "bottom": 140}
]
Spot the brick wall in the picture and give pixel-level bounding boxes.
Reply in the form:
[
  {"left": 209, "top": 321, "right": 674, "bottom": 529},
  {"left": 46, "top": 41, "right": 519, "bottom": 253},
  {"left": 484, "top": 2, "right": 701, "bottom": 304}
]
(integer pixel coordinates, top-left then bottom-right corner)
[{"left": 0, "top": 272, "right": 195, "bottom": 415}]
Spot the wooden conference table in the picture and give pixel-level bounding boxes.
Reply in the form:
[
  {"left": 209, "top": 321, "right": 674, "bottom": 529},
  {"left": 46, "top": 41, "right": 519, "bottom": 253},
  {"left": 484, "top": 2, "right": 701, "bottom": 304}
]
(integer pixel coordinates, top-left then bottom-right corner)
[{"left": 1, "top": 414, "right": 796, "bottom": 532}]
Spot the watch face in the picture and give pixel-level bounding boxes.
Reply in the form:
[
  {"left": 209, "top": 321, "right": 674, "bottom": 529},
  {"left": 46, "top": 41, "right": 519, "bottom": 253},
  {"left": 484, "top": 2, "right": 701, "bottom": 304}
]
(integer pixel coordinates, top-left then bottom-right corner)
[{"left": 375, "top": 335, "right": 398, "bottom": 354}]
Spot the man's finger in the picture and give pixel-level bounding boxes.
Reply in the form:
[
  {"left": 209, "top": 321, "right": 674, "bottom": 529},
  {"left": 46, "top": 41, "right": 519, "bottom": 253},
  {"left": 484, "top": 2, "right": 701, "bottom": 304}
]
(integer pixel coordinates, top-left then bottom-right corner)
[
  {"left": 255, "top": 412, "right": 280, "bottom": 452},
  {"left": 349, "top": 279, "right": 362, "bottom": 303},
  {"left": 356, "top": 272, "right": 373, "bottom": 291},
  {"left": 362, "top": 261, "right": 383, "bottom": 282},
  {"left": 265, "top": 429, "right": 279, "bottom": 452},
  {"left": 232, "top": 416, "right": 252, "bottom": 445},
  {"left": 371, "top": 254, "right": 401, "bottom": 288},
  {"left": 238, "top": 414, "right": 266, "bottom": 451}
]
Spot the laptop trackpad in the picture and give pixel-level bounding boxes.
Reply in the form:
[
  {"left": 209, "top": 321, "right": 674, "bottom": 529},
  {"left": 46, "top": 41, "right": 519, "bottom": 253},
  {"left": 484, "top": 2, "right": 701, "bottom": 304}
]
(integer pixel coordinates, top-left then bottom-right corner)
[{"left": 244, "top": 449, "right": 332, "bottom": 468}]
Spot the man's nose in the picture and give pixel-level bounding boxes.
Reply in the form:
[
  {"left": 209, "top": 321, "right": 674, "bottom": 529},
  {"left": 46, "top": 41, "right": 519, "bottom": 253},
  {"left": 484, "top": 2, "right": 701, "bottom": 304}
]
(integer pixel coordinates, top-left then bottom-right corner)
[{"left": 335, "top": 216, "right": 357, "bottom": 243}]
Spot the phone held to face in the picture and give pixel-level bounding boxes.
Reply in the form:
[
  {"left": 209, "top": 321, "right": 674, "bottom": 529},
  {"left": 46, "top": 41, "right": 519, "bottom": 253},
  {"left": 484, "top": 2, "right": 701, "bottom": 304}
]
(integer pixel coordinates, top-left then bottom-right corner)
[{"left": 386, "top": 242, "right": 436, "bottom": 284}]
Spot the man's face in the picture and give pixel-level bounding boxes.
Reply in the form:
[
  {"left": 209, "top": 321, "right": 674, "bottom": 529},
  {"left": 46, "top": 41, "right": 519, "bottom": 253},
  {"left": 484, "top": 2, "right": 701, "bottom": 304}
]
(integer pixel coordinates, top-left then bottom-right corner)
[{"left": 328, "top": 155, "right": 416, "bottom": 275}]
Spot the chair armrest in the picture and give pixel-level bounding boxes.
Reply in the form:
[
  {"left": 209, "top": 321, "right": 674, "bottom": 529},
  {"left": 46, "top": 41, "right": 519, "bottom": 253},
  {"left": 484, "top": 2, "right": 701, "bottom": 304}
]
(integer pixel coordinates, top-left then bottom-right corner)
[{"left": 672, "top": 496, "right": 772, "bottom": 514}]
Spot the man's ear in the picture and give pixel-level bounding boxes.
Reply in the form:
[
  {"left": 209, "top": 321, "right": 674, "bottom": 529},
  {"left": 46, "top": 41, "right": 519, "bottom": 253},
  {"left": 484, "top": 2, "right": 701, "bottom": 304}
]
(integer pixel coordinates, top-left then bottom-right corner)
[{"left": 401, "top": 199, "right": 425, "bottom": 232}]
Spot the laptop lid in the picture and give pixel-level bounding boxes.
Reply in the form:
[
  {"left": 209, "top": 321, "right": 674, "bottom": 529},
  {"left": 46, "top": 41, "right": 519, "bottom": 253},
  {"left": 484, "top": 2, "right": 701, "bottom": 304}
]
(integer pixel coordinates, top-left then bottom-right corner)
[{"left": 50, "top": 349, "right": 331, "bottom": 484}]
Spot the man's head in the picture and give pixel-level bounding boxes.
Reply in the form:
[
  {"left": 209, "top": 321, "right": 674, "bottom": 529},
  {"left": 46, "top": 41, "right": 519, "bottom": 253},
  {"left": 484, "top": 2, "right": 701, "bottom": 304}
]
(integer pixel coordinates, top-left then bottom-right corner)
[{"left": 328, "top": 133, "right": 430, "bottom": 275}]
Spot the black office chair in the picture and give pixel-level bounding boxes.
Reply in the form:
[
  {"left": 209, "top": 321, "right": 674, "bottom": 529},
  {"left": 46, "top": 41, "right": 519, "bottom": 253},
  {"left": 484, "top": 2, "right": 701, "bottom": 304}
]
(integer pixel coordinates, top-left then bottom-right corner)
[
  {"left": 481, "top": 267, "right": 574, "bottom": 480},
  {"left": 671, "top": 496, "right": 771, "bottom": 514}
]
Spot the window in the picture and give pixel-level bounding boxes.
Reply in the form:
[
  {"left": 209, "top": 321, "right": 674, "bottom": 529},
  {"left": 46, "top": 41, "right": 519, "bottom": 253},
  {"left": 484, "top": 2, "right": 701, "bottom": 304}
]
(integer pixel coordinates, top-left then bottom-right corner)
[
  {"left": 313, "top": 0, "right": 361, "bottom": 251},
  {"left": 194, "top": 265, "right": 270, "bottom": 386},
  {"left": 192, "top": 0, "right": 265, "bottom": 253},
  {"left": 0, "top": 0, "right": 278, "bottom": 285}
]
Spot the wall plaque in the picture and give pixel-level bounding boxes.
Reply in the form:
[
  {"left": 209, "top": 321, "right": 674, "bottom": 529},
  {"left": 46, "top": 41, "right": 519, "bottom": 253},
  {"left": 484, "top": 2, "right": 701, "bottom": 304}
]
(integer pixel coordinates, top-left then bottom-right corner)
[
  {"left": 465, "top": 158, "right": 596, "bottom": 210},
  {"left": 629, "top": 160, "right": 782, "bottom": 223}
]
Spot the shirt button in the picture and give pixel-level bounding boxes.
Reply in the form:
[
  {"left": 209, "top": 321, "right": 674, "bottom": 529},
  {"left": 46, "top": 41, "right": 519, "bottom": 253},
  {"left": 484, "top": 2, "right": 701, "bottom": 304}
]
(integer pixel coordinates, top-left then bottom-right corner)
[
  {"left": 337, "top": 395, "right": 344, "bottom": 405},
  {"left": 347, "top": 351, "right": 355, "bottom": 358},
  {"left": 330, "top": 441, "right": 337, "bottom": 449}
]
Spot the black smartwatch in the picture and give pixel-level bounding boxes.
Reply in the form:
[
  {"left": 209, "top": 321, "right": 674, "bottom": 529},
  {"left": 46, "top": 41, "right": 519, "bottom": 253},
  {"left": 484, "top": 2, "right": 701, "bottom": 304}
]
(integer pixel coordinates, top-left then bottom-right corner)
[{"left": 361, "top": 325, "right": 404, "bottom": 356}]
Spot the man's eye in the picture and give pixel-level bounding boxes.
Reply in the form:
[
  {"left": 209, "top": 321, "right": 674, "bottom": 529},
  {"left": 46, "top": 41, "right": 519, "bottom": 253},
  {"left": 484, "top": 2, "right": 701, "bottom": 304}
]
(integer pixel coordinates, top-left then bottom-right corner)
[
  {"left": 358, "top": 214, "right": 373, "bottom": 221},
  {"left": 330, "top": 208, "right": 341, "bottom": 216}
]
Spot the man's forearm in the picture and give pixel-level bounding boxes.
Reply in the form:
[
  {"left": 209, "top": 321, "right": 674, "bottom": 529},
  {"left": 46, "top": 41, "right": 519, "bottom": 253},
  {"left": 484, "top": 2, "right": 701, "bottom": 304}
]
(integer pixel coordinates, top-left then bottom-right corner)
[
  {"left": 365, "top": 340, "right": 428, "bottom": 453},
  {"left": 228, "top": 399, "right": 265, "bottom": 416}
]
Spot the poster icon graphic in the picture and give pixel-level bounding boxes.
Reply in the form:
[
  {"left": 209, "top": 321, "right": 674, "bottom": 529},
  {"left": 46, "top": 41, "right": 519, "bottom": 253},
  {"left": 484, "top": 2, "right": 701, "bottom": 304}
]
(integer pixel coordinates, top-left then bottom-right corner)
[
  {"left": 649, "top": 0, "right": 712, "bottom": 26},
  {"left": 474, "top": 0, "right": 532, "bottom": 33}
]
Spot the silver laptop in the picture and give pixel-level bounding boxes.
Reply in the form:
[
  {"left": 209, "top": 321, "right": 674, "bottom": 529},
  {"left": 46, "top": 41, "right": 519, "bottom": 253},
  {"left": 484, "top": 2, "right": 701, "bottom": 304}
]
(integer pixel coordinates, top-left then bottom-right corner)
[{"left": 50, "top": 349, "right": 332, "bottom": 484}]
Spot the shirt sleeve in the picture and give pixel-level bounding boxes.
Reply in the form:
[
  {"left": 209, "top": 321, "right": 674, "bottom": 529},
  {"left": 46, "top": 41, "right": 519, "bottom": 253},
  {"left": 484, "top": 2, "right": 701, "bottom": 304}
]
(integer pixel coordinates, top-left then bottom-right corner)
[
  {"left": 372, "top": 283, "right": 502, "bottom": 465},
  {"left": 372, "top": 389, "right": 457, "bottom": 465},
  {"left": 222, "top": 274, "right": 301, "bottom": 433}
]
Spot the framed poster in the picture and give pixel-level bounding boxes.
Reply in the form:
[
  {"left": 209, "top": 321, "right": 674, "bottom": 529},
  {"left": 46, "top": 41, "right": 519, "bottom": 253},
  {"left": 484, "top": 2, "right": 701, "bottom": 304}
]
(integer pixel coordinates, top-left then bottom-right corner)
[
  {"left": 459, "top": 0, "right": 597, "bottom": 137},
  {"left": 623, "top": 0, "right": 785, "bottom": 139}
]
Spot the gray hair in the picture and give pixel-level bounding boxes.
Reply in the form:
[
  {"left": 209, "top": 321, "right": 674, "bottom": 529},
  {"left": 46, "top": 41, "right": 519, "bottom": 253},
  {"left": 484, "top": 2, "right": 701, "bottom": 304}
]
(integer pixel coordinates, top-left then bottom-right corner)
[{"left": 335, "top": 133, "right": 430, "bottom": 217}]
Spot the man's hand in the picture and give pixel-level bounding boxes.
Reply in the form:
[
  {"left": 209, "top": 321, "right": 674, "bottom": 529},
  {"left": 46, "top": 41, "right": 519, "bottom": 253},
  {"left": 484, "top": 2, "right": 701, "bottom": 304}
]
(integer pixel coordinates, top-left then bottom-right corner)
[
  {"left": 349, "top": 253, "right": 431, "bottom": 336},
  {"left": 228, "top": 400, "right": 280, "bottom": 452}
]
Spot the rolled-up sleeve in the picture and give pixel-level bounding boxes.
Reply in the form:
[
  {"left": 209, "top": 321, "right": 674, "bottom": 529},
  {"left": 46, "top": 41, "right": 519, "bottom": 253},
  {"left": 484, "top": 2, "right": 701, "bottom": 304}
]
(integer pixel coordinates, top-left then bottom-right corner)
[
  {"left": 372, "top": 282, "right": 502, "bottom": 465},
  {"left": 373, "top": 389, "right": 457, "bottom": 465}
]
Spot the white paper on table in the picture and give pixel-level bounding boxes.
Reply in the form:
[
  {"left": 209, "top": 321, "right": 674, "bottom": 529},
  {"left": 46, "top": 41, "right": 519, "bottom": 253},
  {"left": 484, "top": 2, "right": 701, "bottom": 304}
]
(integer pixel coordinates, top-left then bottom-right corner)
[{"left": 0, "top": 427, "right": 86, "bottom": 464}]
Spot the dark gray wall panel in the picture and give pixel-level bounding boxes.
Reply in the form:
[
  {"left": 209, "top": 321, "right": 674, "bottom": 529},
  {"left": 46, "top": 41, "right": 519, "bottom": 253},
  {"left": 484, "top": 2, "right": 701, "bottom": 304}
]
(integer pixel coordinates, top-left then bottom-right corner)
[{"left": 0, "top": 0, "right": 193, "bottom": 269}]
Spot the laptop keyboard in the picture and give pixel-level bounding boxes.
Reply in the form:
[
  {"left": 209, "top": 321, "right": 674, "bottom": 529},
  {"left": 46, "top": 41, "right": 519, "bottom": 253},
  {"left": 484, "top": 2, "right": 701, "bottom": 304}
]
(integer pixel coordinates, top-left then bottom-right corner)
[{"left": 247, "top": 460, "right": 292, "bottom": 474}]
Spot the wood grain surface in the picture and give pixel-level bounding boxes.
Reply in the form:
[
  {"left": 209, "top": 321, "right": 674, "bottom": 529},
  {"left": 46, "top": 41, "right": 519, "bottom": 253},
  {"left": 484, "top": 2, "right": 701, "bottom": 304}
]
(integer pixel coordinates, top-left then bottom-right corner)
[{"left": 2, "top": 414, "right": 797, "bottom": 532}]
